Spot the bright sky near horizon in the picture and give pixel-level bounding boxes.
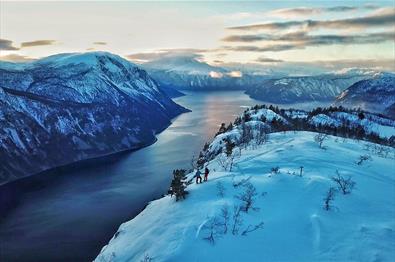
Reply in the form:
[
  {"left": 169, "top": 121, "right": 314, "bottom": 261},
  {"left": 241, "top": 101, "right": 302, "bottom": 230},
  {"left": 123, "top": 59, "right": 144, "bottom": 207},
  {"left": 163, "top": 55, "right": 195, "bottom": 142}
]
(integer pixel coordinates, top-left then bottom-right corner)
[{"left": 0, "top": 1, "right": 394, "bottom": 70}]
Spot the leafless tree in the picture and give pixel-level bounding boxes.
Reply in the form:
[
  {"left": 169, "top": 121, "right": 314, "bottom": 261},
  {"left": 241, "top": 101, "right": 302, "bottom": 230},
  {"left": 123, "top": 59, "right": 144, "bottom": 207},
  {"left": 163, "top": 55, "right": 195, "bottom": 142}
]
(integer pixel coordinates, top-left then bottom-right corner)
[
  {"left": 314, "top": 133, "right": 329, "bottom": 149},
  {"left": 231, "top": 205, "right": 243, "bottom": 235},
  {"left": 239, "top": 122, "right": 253, "bottom": 149},
  {"left": 332, "top": 171, "right": 356, "bottom": 195},
  {"left": 259, "top": 125, "right": 269, "bottom": 143},
  {"left": 202, "top": 216, "right": 222, "bottom": 245},
  {"left": 235, "top": 182, "right": 259, "bottom": 213},
  {"left": 216, "top": 148, "right": 241, "bottom": 172},
  {"left": 228, "top": 147, "right": 241, "bottom": 172},
  {"left": 323, "top": 187, "right": 336, "bottom": 211},
  {"left": 241, "top": 221, "right": 264, "bottom": 236},
  {"left": 218, "top": 205, "right": 230, "bottom": 234},
  {"left": 217, "top": 153, "right": 230, "bottom": 171}
]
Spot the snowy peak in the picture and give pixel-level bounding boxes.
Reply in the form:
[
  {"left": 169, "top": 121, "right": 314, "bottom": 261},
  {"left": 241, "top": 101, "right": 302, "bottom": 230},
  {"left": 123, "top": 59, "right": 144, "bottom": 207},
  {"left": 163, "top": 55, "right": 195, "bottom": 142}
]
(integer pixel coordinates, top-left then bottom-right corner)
[
  {"left": 34, "top": 51, "right": 137, "bottom": 70},
  {"left": 142, "top": 53, "right": 223, "bottom": 75},
  {"left": 0, "top": 52, "right": 161, "bottom": 105}
]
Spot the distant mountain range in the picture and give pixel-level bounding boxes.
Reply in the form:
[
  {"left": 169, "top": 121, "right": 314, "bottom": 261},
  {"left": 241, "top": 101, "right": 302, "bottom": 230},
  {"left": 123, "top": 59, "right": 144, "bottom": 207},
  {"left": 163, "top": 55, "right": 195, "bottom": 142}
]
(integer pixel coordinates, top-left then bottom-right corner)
[
  {"left": 244, "top": 72, "right": 373, "bottom": 103},
  {"left": 0, "top": 52, "right": 187, "bottom": 185},
  {"left": 138, "top": 55, "right": 393, "bottom": 117},
  {"left": 139, "top": 54, "right": 270, "bottom": 91},
  {"left": 335, "top": 73, "right": 395, "bottom": 118}
]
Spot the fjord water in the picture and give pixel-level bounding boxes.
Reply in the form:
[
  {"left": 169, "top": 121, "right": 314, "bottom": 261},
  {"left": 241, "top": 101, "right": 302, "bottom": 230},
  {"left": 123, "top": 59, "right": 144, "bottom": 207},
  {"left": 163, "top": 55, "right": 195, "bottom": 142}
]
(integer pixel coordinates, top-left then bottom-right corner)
[{"left": 0, "top": 91, "right": 326, "bottom": 261}]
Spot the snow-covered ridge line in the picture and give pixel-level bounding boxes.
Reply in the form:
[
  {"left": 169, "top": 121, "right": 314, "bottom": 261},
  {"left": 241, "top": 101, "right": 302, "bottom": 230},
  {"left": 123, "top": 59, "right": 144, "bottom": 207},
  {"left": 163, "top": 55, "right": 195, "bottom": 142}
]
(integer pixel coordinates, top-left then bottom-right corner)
[
  {"left": 0, "top": 51, "right": 188, "bottom": 185},
  {"left": 245, "top": 72, "right": 375, "bottom": 103},
  {"left": 197, "top": 105, "right": 395, "bottom": 166}
]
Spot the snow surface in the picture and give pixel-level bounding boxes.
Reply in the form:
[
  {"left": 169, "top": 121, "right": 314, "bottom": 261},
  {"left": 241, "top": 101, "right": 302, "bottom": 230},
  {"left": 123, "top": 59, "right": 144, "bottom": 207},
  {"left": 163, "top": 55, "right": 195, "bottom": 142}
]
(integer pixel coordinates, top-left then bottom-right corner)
[{"left": 96, "top": 132, "right": 395, "bottom": 262}]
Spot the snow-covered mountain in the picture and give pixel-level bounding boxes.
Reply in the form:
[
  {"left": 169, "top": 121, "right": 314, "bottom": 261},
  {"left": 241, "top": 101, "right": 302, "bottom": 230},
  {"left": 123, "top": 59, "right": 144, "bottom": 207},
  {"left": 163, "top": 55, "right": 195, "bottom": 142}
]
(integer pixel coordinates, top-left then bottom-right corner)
[
  {"left": 96, "top": 106, "right": 395, "bottom": 262},
  {"left": 138, "top": 54, "right": 269, "bottom": 91},
  {"left": 0, "top": 52, "right": 188, "bottom": 185},
  {"left": 334, "top": 73, "right": 395, "bottom": 118},
  {"left": 245, "top": 73, "right": 372, "bottom": 103}
]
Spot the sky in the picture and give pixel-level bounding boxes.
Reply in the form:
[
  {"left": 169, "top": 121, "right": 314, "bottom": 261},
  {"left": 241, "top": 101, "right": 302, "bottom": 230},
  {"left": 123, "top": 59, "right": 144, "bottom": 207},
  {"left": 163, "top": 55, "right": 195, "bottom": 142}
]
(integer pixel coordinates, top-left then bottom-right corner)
[{"left": 0, "top": 1, "right": 394, "bottom": 71}]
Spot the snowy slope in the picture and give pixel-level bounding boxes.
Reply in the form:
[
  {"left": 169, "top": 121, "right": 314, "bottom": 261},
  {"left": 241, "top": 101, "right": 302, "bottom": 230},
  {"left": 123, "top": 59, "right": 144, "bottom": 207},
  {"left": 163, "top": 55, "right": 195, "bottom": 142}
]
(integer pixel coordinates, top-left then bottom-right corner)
[
  {"left": 96, "top": 131, "right": 395, "bottom": 262},
  {"left": 334, "top": 73, "right": 395, "bottom": 118},
  {"left": 0, "top": 52, "right": 188, "bottom": 185},
  {"left": 245, "top": 74, "right": 371, "bottom": 103}
]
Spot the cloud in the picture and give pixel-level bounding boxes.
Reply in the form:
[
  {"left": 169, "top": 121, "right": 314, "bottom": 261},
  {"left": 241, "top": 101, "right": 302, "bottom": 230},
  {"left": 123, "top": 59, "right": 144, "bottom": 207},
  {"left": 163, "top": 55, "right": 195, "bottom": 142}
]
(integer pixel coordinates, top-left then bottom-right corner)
[
  {"left": 268, "top": 7, "right": 321, "bottom": 18},
  {"left": 127, "top": 48, "right": 208, "bottom": 63},
  {"left": 93, "top": 42, "right": 107, "bottom": 45},
  {"left": 267, "top": 5, "right": 380, "bottom": 18},
  {"left": 221, "top": 31, "right": 394, "bottom": 53},
  {"left": 256, "top": 56, "right": 284, "bottom": 63},
  {"left": 0, "top": 39, "right": 19, "bottom": 50},
  {"left": 229, "top": 8, "right": 395, "bottom": 31},
  {"left": 222, "top": 35, "right": 270, "bottom": 42},
  {"left": 0, "top": 54, "right": 35, "bottom": 62},
  {"left": 223, "top": 30, "right": 394, "bottom": 44},
  {"left": 21, "top": 40, "right": 56, "bottom": 48}
]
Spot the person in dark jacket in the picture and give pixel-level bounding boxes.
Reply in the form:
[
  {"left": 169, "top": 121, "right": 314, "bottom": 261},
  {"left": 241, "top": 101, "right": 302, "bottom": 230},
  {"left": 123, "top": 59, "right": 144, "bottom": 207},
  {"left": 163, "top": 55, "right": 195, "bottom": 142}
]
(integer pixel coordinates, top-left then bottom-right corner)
[
  {"left": 194, "top": 169, "right": 202, "bottom": 184},
  {"left": 204, "top": 167, "right": 210, "bottom": 182}
]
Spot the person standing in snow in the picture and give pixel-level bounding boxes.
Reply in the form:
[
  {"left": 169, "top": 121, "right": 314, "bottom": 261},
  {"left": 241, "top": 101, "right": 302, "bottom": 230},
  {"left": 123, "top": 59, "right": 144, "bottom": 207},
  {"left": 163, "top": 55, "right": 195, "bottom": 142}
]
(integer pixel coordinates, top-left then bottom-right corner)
[
  {"left": 194, "top": 169, "right": 202, "bottom": 184},
  {"left": 204, "top": 167, "right": 210, "bottom": 182}
]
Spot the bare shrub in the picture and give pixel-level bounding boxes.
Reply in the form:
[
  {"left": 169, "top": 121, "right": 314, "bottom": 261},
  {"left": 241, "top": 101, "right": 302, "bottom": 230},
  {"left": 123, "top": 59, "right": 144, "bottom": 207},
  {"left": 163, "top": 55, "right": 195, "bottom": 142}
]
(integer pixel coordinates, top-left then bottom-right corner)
[
  {"left": 202, "top": 217, "right": 222, "bottom": 245},
  {"left": 231, "top": 205, "right": 243, "bottom": 235},
  {"left": 271, "top": 166, "right": 280, "bottom": 174},
  {"left": 241, "top": 222, "right": 264, "bottom": 236},
  {"left": 235, "top": 182, "right": 259, "bottom": 213},
  {"left": 216, "top": 148, "right": 241, "bottom": 172},
  {"left": 218, "top": 205, "right": 230, "bottom": 234},
  {"left": 323, "top": 187, "right": 336, "bottom": 211},
  {"left": 332, "top": 171, "right": 356, "bottom": 195},
  {"left": 314, "top": 133, "right": 328, "bottom": 149}
]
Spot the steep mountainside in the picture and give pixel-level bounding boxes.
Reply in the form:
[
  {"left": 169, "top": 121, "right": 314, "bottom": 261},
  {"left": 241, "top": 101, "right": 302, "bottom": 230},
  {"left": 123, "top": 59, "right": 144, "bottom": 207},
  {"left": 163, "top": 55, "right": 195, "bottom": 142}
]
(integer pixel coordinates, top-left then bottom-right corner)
[
  {"left": 245, "top": 74, "right": 370, "bottom": 103},
  {"left": 96, "top": 106, "right": 395, "bottom": 262},
  {"left": 335, "top": 73, "right": 395, "bottom": 118},
  {"left": 0, "top": 52, "right": 187, "bottom": 185}
]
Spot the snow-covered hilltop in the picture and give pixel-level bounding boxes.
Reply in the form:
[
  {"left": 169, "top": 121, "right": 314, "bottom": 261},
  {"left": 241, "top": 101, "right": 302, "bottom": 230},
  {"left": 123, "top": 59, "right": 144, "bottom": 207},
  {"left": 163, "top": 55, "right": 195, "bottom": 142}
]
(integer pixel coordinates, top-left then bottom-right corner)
[
  {"left": 96, "top": 106, "right": 395, "bottom": 262},
  {"left": 335, "top": 73, "right": 395, "bottom": 118},
  {"left": 245, "top": 73, "right": 372, "bottom": 103},
  {"left": 0, "top": 52, "right": 188, "bottom": 185},
  {"left": 138, "top": 54, "right": 268, "bottom": 91}
]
